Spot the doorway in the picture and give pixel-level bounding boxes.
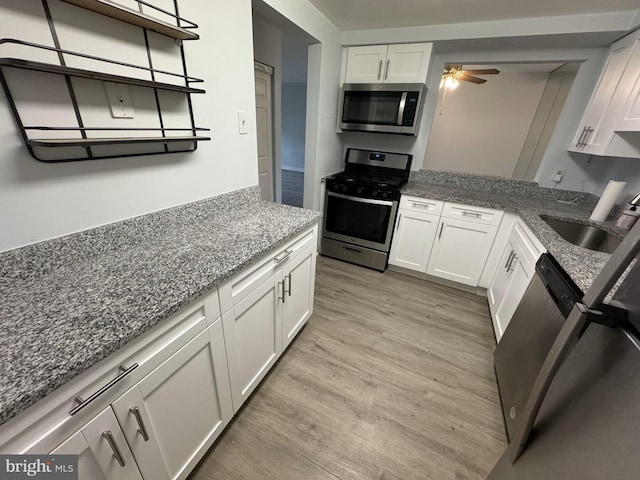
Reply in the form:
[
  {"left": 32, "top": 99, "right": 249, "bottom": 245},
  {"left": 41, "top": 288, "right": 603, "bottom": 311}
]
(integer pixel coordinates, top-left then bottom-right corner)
[
  {"left": 252, "top": 3, "right": 313, "bottom": 207},
  {"left": 254, "top": 62, "right": 274, "bottom": 202}
]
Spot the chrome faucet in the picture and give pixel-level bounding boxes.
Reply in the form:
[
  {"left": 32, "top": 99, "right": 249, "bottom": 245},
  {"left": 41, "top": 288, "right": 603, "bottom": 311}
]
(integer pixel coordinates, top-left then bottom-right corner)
[{"left": 630, "top": 192, "right": 640, "bottom": 207}]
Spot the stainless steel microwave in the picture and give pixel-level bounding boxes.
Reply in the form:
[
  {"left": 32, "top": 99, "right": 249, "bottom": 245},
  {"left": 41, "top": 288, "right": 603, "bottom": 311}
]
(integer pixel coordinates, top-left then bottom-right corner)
[{"left": 337, "top": 83, "right": 427, "bottom": 136}]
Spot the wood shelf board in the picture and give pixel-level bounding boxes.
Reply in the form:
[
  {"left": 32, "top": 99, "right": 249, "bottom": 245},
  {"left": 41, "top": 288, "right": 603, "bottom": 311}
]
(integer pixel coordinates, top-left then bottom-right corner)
[
  {"left": 27, "top": 136, "right": 211, "bottom": 147},
  {"left": 0, "top": 58, "right": 205, "bottom": 94},
  {"left": 60, "top": 0, "right": 199, "bottom": 40}
]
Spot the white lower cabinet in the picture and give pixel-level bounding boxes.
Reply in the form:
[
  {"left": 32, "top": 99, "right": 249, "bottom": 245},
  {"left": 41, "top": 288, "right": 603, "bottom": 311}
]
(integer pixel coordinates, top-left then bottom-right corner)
[
  {"left": 223, "top": 274, "right": 282, "bottom": 411},
  {"left": 49, "top": 318, "right": 233, "bottom": 480},
  {"left": 426, "top": 217, "right": 499, "bottom": 286},
  {"left": 112, "top": 319, "right": 233, "bottom": 480},
  {"left": 390, "top": 197, "right": 502, "bottom": 286},
  {"left": 220, "top": 226, "right": 318, "bottom": 412},
  {"left": 487, "top": 239, "right": 531, "bottom": 340},
  {"left": 488, "top": 219, "right": 545, "bottom": 341},
  {"left": 388, "top": 209, "right": 440, "bottom": 271},
  {"left": 52, "top": 407, "right": 142, "bottom": 480},
  {"left": 282, "top": 244, "right": 317, "bottom": 349}
]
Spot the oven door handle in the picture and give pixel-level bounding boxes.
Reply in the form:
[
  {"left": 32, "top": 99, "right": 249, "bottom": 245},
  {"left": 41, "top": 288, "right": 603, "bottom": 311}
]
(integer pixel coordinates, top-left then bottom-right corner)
[{"left": 327, "top": 191, "right": 395, "bottom": 207}]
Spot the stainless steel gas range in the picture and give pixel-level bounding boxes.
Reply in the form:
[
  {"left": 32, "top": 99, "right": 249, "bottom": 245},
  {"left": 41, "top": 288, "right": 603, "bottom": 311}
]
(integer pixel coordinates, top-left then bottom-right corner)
[{"left": 321, "top": 148, "right": 412, "bottom": 271}]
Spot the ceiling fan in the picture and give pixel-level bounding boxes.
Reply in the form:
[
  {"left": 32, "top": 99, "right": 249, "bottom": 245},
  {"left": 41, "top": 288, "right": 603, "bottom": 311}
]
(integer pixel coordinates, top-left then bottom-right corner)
[{"left": 440, "top": 65, "right": 500, "bottom": 89}]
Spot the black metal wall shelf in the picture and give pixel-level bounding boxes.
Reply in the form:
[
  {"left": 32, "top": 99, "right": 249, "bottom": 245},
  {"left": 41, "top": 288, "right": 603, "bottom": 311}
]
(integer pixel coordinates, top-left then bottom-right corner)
[
  {"left": 60, "top": 0, "right": 199, "bottom": 40},
  {"left": 0, "top": 58, "right": 205, "bottom": 94},
  {"left": 0, "top": 0, "right": 208, "bottom": 162},
  {"left": 27, "top": 136, "right": 210, "bottom": 147}
]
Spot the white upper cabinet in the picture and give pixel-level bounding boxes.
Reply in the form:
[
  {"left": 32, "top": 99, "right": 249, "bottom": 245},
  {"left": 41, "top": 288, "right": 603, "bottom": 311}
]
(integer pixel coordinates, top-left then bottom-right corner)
[
  {"left": 344, "top": 43, "right": 433, "bottom": 84},
  {"left": 617, "top": 41, "right": 640, "bottom": 132},
  {"left": 569, "top": 29, "right": 640, "bottom": 158},
  {"left": 344, "top": 45, "right": 389, "bottom": 83}
]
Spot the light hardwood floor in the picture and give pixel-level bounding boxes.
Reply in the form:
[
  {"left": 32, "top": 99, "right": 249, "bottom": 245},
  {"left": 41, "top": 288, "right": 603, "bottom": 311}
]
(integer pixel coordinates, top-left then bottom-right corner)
[{"left": 190, "top": 256, "right": 507, "bottom": 480}]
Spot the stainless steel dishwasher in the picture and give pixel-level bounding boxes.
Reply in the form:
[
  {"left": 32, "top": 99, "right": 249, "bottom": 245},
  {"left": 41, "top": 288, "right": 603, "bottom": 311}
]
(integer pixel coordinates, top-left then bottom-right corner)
[{"left": 494, "top": 253, "right": 582, "bottom": 441}]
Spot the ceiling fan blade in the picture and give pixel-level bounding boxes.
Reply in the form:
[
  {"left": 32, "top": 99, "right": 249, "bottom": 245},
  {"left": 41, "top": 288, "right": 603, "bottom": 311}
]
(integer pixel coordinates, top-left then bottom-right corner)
[
  {"left": 460, "top": 74, "right": 487, "bottom": 84},
  {"left": 462, "top": 69, "right": 500, "bottom": 75}
]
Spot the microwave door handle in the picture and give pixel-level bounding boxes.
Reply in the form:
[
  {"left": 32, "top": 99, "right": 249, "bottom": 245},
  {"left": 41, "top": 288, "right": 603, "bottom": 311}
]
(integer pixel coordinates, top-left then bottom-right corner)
[{"left": 397, "top": 92, "right": 407, "bottom": 126}]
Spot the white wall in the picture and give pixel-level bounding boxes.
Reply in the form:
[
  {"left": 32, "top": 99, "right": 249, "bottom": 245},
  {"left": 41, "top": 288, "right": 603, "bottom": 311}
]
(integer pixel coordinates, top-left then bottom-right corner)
[
  {"left": 282, "top": 83, "right": 307, "bottom": 171},
  {"left": 0, "top": 0, "right": 259, "bottom": 252},
  {"left": 424, "top": 71, "right": 548, "bottom": 177}
]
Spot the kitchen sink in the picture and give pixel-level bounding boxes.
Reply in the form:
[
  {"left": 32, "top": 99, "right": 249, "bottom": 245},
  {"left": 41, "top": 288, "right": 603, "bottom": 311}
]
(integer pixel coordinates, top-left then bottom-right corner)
[{"left": 542, "top": 218, "right": 622, "bottom": 254}]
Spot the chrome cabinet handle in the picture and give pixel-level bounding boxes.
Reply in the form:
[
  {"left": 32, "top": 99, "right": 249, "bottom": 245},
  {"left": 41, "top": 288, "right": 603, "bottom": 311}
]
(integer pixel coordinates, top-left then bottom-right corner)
[
  {"left": 438, "top": 222, "right": 444, "bottom": 240},
  {"left": 396, "top": 213, "right": 402, "bottom": 232},
  {"left": 130, "top": 406, "right": 149, "bottom": 442},
  {"left": 507, "top": 253, "right": 518, "bottom": 272},
  {"left": 103, "top": 431, "right": 126, "bottom": 467},
  {"left": 504, "top": 250, "right": 514, "bottom": 270},
  {"left": 384, "top": 59, "right": 390, "bottom": 80},
  {"left": 285, "top": 273, "right": 292, "bottom": 297},
  {"left": 462, "top": 211, "right": 482, "bottom": 218},
  {"left": 70, "top": 364, "right": 138, "bottom": 415},
  {"left": 584, "top": 127, "right": 594, "bottom": 146},
  {"left": 411, "top": 202, "right": 432, "bottom": 209},
  {"left": 274, "top": 249, "right": 293, "bottom": 264},
  {"left": 278, "top": 280, "right": 285, "bottom": 303},
  {"left": 576, "top": 126, "right": 588, "bottom": 147},
  {"left": 377, "top": 60, "right": 383, "bottom": 80}
]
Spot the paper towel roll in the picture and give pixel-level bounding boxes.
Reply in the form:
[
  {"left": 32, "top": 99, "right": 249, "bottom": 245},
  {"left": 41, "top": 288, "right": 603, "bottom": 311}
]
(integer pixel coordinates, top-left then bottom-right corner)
[{"left": 590, "top": 180, "right": 627, "bottom": 222}]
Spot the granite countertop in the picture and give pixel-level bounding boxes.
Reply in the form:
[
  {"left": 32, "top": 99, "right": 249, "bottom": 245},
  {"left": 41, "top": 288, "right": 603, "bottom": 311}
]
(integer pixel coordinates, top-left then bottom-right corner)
[
  {"left": 0, "top": 186, "right": 321, "bottom": 426},
  {"left": 403, "top": 171, "right": 630, "bottom": 296}
]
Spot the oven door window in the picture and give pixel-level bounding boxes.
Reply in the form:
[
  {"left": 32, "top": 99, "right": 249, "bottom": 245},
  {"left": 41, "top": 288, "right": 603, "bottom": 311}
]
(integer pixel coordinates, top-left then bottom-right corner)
[
  {"left": 325, "top": 194, "right": 392, "bottom": 244},
  {"left": 342, "top": 91, "right": 400, "bottom": 125}
]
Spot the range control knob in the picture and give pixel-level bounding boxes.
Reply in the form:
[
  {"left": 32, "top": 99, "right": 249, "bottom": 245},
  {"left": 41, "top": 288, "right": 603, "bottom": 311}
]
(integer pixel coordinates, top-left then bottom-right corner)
[
  {"left": 341, "top": 184, "right": 348, "bottom": 192},
  {"left": 381, "top": 191, "right": 388, "bottom": 199},
  {"left": 371, "top": 190, "right": 378, "bottom": 197},
  {"left": 356, "top": 187, "right": 363, "bottom": 195}
]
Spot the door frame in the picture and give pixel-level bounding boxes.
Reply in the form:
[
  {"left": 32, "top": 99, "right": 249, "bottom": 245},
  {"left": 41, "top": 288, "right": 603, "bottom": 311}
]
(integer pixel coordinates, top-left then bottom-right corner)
[{"left": 254, "top": 61, "right": 278, "bottom": 202}]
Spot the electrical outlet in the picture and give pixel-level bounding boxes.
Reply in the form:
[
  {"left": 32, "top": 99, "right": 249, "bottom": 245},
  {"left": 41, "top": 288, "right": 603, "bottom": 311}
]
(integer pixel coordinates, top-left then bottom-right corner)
[
  {"left": 551, "top": 167, "right": 566, "bottom": 184},
  {"left": 104, "top": 82, "right": 134, "bottom": 118}
]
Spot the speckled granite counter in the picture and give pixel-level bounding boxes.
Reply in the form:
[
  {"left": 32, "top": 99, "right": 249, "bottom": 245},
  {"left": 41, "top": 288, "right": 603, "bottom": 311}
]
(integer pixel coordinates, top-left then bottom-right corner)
[
  {"left": 403, "top": 171, "right": 629, "bottom": 295},
  {"left": 0, "top": 186, "right": 321, "bottom": 425}
]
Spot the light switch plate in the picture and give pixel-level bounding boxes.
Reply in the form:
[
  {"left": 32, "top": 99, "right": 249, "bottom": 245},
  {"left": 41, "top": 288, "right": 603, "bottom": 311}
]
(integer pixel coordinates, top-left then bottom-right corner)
[
  {"left": 104, "top": 82, "right": 135, "bottom": 118},
  {"left": 238, "top": 110, "right": 248, "bottom": 134}
]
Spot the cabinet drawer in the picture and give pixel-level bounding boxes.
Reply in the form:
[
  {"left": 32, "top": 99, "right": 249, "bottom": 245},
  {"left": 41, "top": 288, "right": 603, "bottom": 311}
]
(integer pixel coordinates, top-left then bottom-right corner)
[
  {"left": 219, "top": 225, "right": 317, "bottom": 313},
  {"left": 442, "top": 202, "right": 504, "bottom": 226},
  {"left": 512, "top": 218, "right": 546, "bottom": 270},
  {"left": 400, "top": 195, "right": 444, "bottom": 215}
]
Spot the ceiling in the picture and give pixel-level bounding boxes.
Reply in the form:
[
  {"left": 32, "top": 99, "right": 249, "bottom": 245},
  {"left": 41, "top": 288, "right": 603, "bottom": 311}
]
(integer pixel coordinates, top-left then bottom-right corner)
[{"left": 307, "top": 0, "right": 640, "bottom": 31}]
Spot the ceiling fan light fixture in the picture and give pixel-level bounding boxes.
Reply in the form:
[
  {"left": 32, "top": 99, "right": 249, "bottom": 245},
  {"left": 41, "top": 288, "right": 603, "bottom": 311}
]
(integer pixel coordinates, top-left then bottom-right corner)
[
  {"left": 440, "top": 66, "right": 463, "bottom": 90},
  {"left": 443, "top": 75, "right": 459, "bottom": 90}
]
